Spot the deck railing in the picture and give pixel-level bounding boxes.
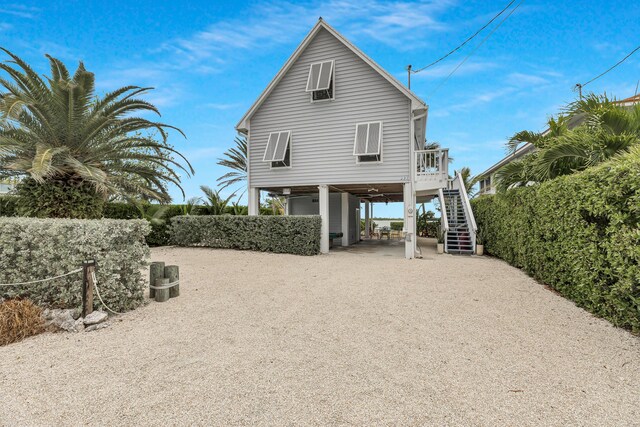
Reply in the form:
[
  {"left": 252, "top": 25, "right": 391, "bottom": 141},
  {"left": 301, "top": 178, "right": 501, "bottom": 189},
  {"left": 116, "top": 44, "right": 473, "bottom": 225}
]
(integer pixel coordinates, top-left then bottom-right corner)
[{"left": 415, "top": 149, "right": 449, "bottom": 184}]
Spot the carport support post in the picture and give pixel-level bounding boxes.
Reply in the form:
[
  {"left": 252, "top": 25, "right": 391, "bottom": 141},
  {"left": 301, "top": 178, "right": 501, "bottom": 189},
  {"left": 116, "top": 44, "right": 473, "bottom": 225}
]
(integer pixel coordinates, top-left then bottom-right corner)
[
  {"left": 319, "top": 184, "right": 329, "bottom": 254},
  {"left": 248, "top": 187, "right": 260, "bottom": 215},
  {"left": 341, "top": 192, "right": 349, "bottom": 246},
  {"left": 364, "top": 201, "right": 370, "bottom": 239},
  {"left": 403, "top": 182, "right": 415, "bottom": 259}
]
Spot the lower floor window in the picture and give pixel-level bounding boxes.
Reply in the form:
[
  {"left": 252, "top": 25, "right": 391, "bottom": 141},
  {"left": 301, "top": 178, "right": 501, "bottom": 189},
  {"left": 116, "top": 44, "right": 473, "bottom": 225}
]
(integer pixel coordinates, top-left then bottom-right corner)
[{"left": 272, "top": 145, "right": 291, "bottom": 168}]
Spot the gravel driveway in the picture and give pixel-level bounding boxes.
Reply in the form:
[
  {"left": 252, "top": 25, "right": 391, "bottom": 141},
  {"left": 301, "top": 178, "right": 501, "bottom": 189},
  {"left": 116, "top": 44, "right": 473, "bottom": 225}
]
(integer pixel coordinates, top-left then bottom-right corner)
[{"left": 1, "top": 246, "right": 639, "bottom": 426}]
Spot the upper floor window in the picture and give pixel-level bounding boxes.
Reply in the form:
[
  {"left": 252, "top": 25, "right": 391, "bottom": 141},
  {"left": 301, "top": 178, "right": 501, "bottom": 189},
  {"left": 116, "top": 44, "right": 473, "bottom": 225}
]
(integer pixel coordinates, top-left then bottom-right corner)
[
  {"left": 306, "top": 60, "right": 334, "bottom": 101},
  {"left": 353, "top": 122, "right": 382, "bottom": 163},
  {"left": 263, "top": 131, "right": 291, "bottom": 168}
]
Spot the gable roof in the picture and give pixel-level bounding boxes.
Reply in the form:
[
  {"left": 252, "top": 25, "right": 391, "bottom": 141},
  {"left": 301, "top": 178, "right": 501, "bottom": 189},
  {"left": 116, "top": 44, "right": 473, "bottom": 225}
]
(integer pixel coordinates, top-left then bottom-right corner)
[{"left": 235, "top": 19, "right": 426, "bottom": 133}]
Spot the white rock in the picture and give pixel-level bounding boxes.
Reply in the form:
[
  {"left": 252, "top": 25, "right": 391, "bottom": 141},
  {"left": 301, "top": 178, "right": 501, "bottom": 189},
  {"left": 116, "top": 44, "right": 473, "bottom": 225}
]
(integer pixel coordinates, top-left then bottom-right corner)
[
  {"left": 85, "top": 322, "right": 110, "bottom": 332},
  {"left": 83, "top": 311, "right": 108, "bottom": 326},
  {"left": 59, "top": 318, "right": 83, "bottom": 333},
  {"left": 46, "top": 309, "right": 75, "bottom": 329},
  {"left": 74, "top": 318, "right": 85, "bottom": 332}
]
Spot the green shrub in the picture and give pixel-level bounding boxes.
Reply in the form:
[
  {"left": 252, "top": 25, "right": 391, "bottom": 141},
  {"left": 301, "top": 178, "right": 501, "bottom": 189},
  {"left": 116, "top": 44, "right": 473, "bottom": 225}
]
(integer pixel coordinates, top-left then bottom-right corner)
[
  {"left": 471, "top": 149, "right": 640, "bottom": 332},
  {"left": 103, "top": 202, "right": 141, "bottom": 219},
  {"left": 390, "top": 221, "right": 404, "bottom": 231},
  {"left": 417, "top": 211, "right": 438, "bottom": 237},
  {"left": 0, "top": 218, "right": 150, "bottom": 311},
  {"left": 15, "top": 177, "right": 105, "bottom": 219},
  {"left": 0, "top": 196, "right": 17, "bottom": 217},
  {"left": 103, "top": 203, "right": 188, "bottom": 246},
  {"left": 142, "top": 204, "right": 186, "bottom": 246},
  {"left": 171, "top": 215, "right": 321, "bottom": 255}
]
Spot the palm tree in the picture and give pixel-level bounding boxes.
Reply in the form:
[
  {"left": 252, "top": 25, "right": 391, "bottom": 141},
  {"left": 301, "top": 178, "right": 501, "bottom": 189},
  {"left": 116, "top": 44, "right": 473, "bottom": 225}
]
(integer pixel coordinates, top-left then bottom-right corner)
[
  {"left": 0, "top": 49, "right": 193, "bottom": 218},
  {"left": 200, "top": 185, "right": 234, "bottom": 215},
  {"left": 263, "top": 195, "right": 285, "bottom": 215},
  {"left": 457, "top": 166, "right": 477, "bottom": 197},
  {"left": 179, "top": 196, "right": 202, "bottom": 215},
  {"left": 216, "top": 135, "right": 246, "bottom": 196},
  {"left": 495, "top": 93, "right": 640, "bottom": 191},
  {"left": 506, "top": 115, "right": 570, "bottom": 153},
  {"left": 230, "top": 200, "right": 248, "bottom": 215}
]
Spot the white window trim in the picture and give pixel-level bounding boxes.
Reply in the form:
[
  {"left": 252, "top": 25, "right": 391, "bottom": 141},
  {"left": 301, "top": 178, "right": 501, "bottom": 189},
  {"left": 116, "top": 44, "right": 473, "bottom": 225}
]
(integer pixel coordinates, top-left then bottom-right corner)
[{"left": 353, "top": 121, "right": 383, "bottom": 163}]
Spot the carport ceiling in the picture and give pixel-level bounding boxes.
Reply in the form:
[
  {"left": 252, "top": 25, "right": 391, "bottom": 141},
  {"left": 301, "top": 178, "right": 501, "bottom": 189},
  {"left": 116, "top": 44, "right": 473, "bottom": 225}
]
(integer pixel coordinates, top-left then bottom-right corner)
[{"left": 263, "top": 183, "right": 405, "bottom": 202}]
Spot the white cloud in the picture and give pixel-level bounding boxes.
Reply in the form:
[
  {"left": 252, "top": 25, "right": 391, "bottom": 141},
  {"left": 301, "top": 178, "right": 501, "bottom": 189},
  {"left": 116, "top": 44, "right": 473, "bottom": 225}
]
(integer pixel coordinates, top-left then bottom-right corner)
[
  {"left": 0, "top": 22, "right": 12, "bottom": 31},
  {"left": 505, "top": 72, "right": 549, "bottom": 87},
  {"left": 203, "top": 102, "right": 243, "bottom": 110},
  {"left": 158, "top": 0, "right": 458, "bottom": 70},
  {"left": 0, "top": 4, "right": 40, "bottom": 19},
  {"left": 440, "top": 87, "right": 517, "bottom": 114}
]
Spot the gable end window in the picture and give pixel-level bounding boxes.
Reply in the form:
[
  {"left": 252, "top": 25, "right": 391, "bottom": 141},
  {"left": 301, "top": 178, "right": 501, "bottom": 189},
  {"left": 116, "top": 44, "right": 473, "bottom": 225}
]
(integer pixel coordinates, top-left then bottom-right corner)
[
  {"left": 353, "top": 122, "right": 382, "bottom": 163},
  {"left": 306, "top": 60, "right": 334, "bottom": 101},
  {"left": 263, "top": 131, "right": 291, "bottom": 168}
]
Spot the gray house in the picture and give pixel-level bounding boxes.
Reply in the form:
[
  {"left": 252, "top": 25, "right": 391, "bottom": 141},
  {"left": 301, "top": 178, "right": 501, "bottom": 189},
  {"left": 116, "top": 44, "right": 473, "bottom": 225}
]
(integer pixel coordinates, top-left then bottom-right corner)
[{"left": 236, "top": 19, "right": 476, "bottom": 257}]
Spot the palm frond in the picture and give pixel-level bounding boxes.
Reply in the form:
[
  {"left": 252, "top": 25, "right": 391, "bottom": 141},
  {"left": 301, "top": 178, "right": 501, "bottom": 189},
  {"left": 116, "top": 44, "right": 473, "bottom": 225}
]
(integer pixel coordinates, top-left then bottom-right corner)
[{"left": 0, "top": 49, "right": 193, "bottom": 204}]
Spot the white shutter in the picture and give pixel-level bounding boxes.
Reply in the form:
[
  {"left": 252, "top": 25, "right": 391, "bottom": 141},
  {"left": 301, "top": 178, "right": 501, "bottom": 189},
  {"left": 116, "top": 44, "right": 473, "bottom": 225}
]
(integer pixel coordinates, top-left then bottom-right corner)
[
  {"left": 306, "top": 63, "right": 322, "bottom": 92},
  {"left": 316, "top": 61, "right": 333, "bottom": 90},
  {"left": 272, "top": 131, "right": 291, "bottom": 162},
  {"left": 353, "top": 123, "right": 369, "bottom": 155},
  {"left": 366, "top": 122, "right": 382, "bottom": 155},
  {"left": 353, "top": 122, "right": 383, "bottom": 156},
  {"left": 263, "top": 131, "right": 291, "bottom": 162},
  {"left": 263, "top": 132, "right": 279, "bottom": 162},
  {"left": 306, "top": 60, "right": 333, "bottom": 91}
]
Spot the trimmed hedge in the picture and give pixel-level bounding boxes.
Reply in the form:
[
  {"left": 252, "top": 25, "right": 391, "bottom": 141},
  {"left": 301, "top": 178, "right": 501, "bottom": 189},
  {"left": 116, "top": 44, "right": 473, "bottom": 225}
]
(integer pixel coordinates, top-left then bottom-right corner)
[
  {"left": 0, "top": 218, "right": 151, "bottom": 311},
  {"left": 171, "top": 215, "right": 321, "bottom": 255},
  {"left": 390, "top": 221, "right": 404, "bottom": 231},
  {"left": 471, "top": 150, "right": 640, "bottom": 332}
]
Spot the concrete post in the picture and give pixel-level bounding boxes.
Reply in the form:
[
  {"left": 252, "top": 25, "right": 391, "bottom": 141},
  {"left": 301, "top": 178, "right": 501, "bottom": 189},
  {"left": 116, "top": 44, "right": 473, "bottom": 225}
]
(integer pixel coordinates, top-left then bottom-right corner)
[
  {"left": 341, "top": 192, "right": 349, "bottom": 246},
  {"left": 319, "top": 185, "right": 329, "bottom": 254},
  {"left": 248, "top": 187, "right": 260, "bottom": 216},
  {"left": 403, "top": 182, "right": 415, "bottom": 259},
  {"left": 364, "top": 200, "right": 370, "bottom": 239}
]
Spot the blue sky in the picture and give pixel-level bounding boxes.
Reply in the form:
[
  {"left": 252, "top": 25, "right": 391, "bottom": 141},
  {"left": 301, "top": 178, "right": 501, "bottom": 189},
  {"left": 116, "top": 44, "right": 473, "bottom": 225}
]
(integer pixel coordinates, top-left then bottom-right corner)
[{"left": 1, "top": 1, "right": 639, "bottom": 217}]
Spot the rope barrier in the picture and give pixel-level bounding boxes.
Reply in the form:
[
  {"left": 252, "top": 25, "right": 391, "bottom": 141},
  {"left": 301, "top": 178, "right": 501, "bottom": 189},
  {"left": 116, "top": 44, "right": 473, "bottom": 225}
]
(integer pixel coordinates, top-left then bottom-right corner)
[
  {"left": 91, "top": 271, "right": 125, "bottom": 316},
  {"left": 148, "top": 280, "right": 180, "bottom": 290},
  {"left": 0, "top": 268, "right": 83, "bottom": 287}
]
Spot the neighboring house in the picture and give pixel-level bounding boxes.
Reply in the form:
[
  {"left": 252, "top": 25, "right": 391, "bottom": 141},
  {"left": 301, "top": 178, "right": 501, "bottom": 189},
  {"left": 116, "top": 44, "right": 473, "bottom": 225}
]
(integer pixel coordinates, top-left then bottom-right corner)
[
  {"left": 236, "top": 19, "right": 476, "bottom": 257},
  {"left": 476, "top": 93, "right": 640, "bottom": 195}
]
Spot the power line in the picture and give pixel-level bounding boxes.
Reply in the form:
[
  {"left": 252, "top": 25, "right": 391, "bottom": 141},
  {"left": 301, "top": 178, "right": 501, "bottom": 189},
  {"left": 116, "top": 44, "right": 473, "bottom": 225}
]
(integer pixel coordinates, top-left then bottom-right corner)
[
  {"left": 411, "top": 0, "right": 517, "bottom": 74},
  {"left": 427, "top": 0, "right": 524, "bottom": 99},
  {"left": 581, "top": 45, "right": 640, "bottom": 88}
]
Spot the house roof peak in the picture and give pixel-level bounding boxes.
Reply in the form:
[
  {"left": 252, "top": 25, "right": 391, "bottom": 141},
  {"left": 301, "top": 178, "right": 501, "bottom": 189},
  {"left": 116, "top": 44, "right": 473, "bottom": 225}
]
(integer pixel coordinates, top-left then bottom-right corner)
[{"left": 235, "top": 20, "right": 426, "bottom": 132}]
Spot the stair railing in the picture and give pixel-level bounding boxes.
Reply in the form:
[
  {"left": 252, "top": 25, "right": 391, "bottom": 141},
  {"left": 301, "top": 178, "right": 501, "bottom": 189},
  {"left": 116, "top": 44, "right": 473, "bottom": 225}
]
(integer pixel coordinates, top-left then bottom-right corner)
[
  {"left": 453, "top": 172, "right": 478, "bottom": 250},
  {"left": 437, "top": 188, "right": 450, "bottom": 253}
]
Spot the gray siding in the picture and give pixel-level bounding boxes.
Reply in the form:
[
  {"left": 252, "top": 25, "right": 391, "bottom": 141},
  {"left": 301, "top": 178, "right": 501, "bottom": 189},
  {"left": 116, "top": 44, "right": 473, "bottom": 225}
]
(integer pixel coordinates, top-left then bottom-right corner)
[{"left": 249, "top": 28, "right": 411, "bottom": 188}]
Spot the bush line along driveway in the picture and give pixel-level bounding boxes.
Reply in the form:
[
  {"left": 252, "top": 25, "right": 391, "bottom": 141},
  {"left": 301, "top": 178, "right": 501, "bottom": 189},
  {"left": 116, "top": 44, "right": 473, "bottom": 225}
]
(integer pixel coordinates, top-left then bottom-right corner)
[{"left": 1, "top": 247, "right": 639, "bottom": 426}]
